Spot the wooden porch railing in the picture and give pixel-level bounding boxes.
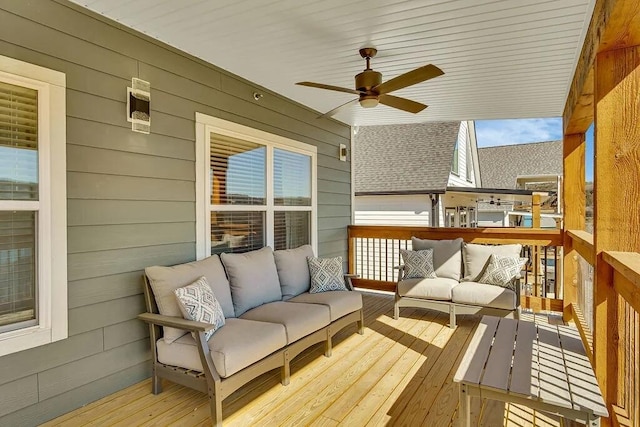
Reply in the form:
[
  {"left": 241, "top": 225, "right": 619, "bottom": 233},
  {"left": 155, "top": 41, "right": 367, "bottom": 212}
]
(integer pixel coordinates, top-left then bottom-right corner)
[
  {"left": 565, "top": 230, "right": 640, "bottom": 427},
  {"left": 347, "top": 225, "right": 564, "bottom": 312}
]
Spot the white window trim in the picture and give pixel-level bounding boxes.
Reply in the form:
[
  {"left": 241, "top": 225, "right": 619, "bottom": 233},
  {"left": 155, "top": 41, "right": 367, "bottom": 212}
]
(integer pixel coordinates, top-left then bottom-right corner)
[
  {"left": 195, "top": 113, "right": 317, "bottom": 259},
  {"left": 0, "top": 55, "right": 67, "bottom": 357}
]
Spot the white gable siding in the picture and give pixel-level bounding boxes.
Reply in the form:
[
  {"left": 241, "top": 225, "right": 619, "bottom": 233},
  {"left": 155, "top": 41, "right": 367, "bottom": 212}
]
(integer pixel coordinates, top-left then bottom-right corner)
[
  {"left": 354, "top": 195, "right": 432, "bottom": 226},
  {"left": 448, "top": 121, "right": 476, "bottom": 188}
]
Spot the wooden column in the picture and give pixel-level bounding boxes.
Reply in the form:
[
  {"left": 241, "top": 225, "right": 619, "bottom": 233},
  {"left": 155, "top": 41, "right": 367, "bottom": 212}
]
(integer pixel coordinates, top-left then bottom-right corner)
[
  {"left": 594, "top": 45, "right": 640, "bottom": 423},
  {"left": 532, "top": 194, "right": 541, "bottom": 228},
  {"left": 562, "top": 133, "right": 586, "bottom": 321},
  {"left": 532, "top": 194, "right": 542, "bottom": 295}
]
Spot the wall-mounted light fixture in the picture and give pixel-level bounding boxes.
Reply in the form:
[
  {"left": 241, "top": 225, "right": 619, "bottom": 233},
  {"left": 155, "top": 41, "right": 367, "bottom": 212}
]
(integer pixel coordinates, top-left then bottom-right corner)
[
  {"left": 339, "top": 143, "right": 347, "bottom": 161},
  {"left": 127, "top": 78, "right": 150, "bottom": 134}
]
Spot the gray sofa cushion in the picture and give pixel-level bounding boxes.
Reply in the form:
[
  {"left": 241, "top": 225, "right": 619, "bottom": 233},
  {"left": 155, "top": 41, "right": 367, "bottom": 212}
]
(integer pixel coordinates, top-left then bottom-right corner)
[
  {"left": 411, "top": 237, "right": 463, "bottom": 281},
  {"left": 288, "top": 291, "right": 363, "bottom": 321},
  {"left": 397, "top": 277, "right": 458, "bottom": 301},
  {"left": 273, "top": 244, "right": 315, "bottom": 300},
  {"left": 462, "top": 243, "right": 522, "bottom": 282},
  {"left": 146, "top": 255, "right": 235, "bottom": 343},
  {"left": 156, "top": 318, "right": 287, "bottom": 378},
  {"left": 452, "top": 282, "right": 517, "bottom": 310},
  {"left": 240, "top": 301, "right": 330, "bottom": 343},
  {"left": 221, "top": 247, "right": 282, "bottom": 316}
]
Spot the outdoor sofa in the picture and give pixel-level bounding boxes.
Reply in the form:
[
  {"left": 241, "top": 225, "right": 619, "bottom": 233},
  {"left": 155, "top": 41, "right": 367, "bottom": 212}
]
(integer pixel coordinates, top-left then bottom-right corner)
[
  {"left": 138, "top": 245, "right": 364, "bottom": 426},
  {"left": 394, "top": 237, "right": 524, "bottom": 327}
]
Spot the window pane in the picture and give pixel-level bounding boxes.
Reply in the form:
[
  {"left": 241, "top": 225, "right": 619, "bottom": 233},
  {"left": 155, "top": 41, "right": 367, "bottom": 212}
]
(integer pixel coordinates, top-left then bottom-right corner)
[
  {"left": 274, "top": 211, "right": 310, "bottom": 250},
  {"left": 274, "top": 149, "right": 311, "bottom": 206},
  {"left": 211, "top": 211, "right": 265, "bottom": 254},
  {"left": 210, "top": 133, "right": 265, "bottom": 205},
  {"left": 0, "top": 81, "right": 38, "bottom": 200},
  {"left": 0, "top": 211, "right": 36, "bottom": 329}
]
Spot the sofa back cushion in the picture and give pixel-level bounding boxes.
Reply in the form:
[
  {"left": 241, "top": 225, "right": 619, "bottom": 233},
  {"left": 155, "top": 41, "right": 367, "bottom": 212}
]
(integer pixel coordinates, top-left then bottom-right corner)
[
  {"left": 411, "top": 237, "right": 463, "bottom": 281},
  {"left": 462, "top": 243, "right": 523, "bottom": 282},
  {"left": 146, "top": 255, "right": 234, "bottom": 343},
  {"left": 221, "top": 246, "right": 282, "bottom": 316},
  {"left": 273, "top": 244, "right": 315, "bottom": 299}
]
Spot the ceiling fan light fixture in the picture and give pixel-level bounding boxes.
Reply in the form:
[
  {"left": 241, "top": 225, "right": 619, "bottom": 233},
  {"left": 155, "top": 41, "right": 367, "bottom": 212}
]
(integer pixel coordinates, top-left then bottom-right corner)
[{"left": 359, "top": 96, "right": 379, "bottom": 108}]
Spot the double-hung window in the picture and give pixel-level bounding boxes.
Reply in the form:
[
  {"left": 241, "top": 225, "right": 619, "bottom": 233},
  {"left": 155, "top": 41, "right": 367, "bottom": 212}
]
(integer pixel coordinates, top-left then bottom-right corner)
[
  {"left": 0, "top": 55, "right": 67, "bottom": 356},
  {"left": 196, "top": 114, "right": 316, "bottom": 258}
]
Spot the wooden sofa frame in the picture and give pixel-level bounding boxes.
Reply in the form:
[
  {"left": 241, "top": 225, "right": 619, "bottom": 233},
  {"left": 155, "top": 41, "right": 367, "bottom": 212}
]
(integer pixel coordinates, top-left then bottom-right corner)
[
  {"left": 138, "top": 275, "right": 364, "bottom": 426},
  {"left": 393, "top": 266, "right": 521, "bottom": 328}
]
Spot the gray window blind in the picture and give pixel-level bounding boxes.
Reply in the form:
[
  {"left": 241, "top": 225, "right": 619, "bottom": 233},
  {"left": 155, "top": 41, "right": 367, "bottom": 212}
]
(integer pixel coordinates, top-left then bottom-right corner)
[
  {"left": 0, "top": 81, "right": 38, "bottom": 331},
  {"left": 274, "top": 211, "right": 310, "bottom": 250},
  {"left": 274, "top": 149, "right": 311, "bottom": 206},
  {"left": 210, "top": 211, "right": 265, "bottom": 254},
  {"left": 0, "top": 81, "right": 38, "bottom": 201},
  {"left": 210, "top": 133, "right": 265, "bottom": 205}
]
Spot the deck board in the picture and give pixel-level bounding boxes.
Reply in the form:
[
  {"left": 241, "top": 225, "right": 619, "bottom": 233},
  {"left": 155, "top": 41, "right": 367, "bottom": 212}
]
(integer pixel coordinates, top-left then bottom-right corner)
[{"left": 43, "top": 293, "right": 584, "bottom": 427}]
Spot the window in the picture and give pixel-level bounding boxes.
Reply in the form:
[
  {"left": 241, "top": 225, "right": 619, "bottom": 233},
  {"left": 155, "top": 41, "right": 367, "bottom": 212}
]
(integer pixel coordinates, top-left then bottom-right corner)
[
  {"left": 0, "top": 55, "right": 67, "bottom": 357},
  {"left": 196, "top": 114, "right": 316, "bottom": 258},
  {"left": 451, "top": 140, "right": 459, "bottom": 174}
]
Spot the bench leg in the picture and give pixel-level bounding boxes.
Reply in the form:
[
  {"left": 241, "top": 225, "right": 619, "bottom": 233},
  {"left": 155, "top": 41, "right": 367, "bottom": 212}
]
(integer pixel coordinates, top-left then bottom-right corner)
[
  {"left": 459, "top": 384, "right": 470, "bottom": 427},
  {"left": 357, "top": 310, "right": 364, "bottom": 335},
  {"left": 151, "top": 365, "right": 162, "bottom": 394},
  {"left": 587, "top": 415, "right": 600, "bottom": 427},
  {"left": 209, "top": 382, "right": 223, "bottom": 426},
  {"left": 325, "top": 328, "right": 333, "bottom": 357},
  {"left": 449, "top": 305, "right": 457, "bottom": 329},
  {"left": 394, "top": 301, "right": 400, "bottom": 320}
]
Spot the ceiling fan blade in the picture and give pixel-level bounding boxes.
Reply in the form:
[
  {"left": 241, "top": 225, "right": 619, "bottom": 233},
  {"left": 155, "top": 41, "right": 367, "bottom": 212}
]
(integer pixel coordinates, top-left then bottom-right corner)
[
  {"left": 297, "top": 81, "right": 362, "bottom": 95},
  {"left": 319, "top": 98, "right": 359, "bottom": 118},
  {"left": 375, "top": 64, "right": 444, "bottom": 95},
  {"left": 378, "top": 94, "right": 427, "bottom": 114}
]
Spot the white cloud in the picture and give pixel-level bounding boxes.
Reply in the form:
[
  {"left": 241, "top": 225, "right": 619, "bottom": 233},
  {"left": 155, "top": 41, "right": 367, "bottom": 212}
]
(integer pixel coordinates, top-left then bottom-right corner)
[{"left": 475, "top": 118, "right": 562, "bottom": 147}]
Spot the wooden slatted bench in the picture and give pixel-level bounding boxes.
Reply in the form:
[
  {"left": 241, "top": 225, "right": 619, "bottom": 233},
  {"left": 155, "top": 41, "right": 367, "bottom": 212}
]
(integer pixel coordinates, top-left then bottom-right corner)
[{"left": 454, "top": 316, "right": 608, "bottom": 427}]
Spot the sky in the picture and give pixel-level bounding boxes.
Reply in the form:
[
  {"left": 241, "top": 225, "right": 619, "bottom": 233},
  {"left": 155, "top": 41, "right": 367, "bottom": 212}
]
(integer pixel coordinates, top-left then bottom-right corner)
[{"left": 475, "top": 118, "right": 594, "bottom": 181}]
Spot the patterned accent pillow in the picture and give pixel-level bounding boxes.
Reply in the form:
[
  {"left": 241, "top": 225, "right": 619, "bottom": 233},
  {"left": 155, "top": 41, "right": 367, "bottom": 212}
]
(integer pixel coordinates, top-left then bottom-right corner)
[
  {"left": 400, "top": 249, "right": 437, "bottom": 279},
  {"left": 174, "top": 276, "right": 225, "bottom": 341},
  {"left": 477, "top": 254, "right": 527, "bottom": 289},
  {"left": 307, "top": 256, "right": 348, "bottom": 293}
]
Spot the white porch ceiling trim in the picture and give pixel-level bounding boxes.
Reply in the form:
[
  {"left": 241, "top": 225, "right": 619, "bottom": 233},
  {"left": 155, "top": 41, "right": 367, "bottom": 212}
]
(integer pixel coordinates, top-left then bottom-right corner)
[{"left": 72, "top": 0, "right": 596, "bottom": 125}]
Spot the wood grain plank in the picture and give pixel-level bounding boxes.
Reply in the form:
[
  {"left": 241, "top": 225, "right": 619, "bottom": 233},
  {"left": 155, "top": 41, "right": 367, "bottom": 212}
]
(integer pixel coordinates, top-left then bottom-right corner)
[
  {"left": 509, "top": 320, "right": 537, "bottom": 397},
  {"left": 536, "top": 323, "right": 572, "bottom": 410},
  {"left": 454, "top": 315, "right": 499, "bottom": 385},
  {"left": 481, "top": 318, "right": 518, "bottom": 391}
]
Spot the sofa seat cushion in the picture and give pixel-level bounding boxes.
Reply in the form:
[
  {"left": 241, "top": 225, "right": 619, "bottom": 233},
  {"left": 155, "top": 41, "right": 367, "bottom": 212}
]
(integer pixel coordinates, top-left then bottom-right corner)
[
  {"left": 240, "top": 301, "right": 330, "bottom": 343},
  {"left": 288, "top": 291, "right": 362, "bottom": 321},
  {"left": 397, "top": 277, "right": 458, "bottom": 301},
  {"left": 156, "top": 318, "right": 287, "bottom": 378},
  {"left": 452, "top": 282, "right": 516, "bottom": 310}
]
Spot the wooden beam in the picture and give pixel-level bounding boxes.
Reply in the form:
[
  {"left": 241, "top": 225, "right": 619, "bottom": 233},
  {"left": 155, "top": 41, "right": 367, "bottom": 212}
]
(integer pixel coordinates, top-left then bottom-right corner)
[
  {"left": 563, "top": 134, "right": 586, "bottom": 320},
  {"left": 531, "top": 194, "right": 541, "bottom": 228},
  {"left": 563, "top": 0, "right": 640, "bottom": 134},
  {"left": 593, "top": 44, "right": 640, "bottom": 425},
  {"left": 521, "top": 296, "right": 563, "bottom": 313}
]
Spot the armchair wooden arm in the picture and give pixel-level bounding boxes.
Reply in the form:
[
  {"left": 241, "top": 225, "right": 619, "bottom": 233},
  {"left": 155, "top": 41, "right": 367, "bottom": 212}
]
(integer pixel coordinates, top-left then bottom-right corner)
[
  {"left": 343, "top": 274, "right": 360, "bottom": 291},
  {"left": 138, "top": 312, "right": 215, "bottom": 332}
]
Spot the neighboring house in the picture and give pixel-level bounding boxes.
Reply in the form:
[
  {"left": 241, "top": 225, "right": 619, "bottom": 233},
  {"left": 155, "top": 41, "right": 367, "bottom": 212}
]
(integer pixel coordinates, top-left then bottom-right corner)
[
  {"left": 354, "top": 121, "right": 481, "bottom": 226},
  {"left": 477, "top": 140, "right": 563, "bottom": 227}
]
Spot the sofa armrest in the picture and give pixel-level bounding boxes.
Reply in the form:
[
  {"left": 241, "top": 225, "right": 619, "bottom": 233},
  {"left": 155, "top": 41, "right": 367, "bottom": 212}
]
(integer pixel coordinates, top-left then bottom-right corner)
[
  {"left": 394, "top": 265, "right": 406, "bottom": 281},
  {"left": 138, "top": 312, "right": 215, "bottom": 332},
  {"left": 343, "top": 274, "right": 359, "bottom": 291}
]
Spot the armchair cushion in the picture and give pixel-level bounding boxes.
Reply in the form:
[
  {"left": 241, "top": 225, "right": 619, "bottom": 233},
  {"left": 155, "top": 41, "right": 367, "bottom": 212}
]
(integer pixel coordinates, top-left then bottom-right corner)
[
  {"left": 462, "top": 243, "right": 522, "bottom": 282},
  {"left": 221, "top": 247, "right": 282, "bottom": 316},
  {"left": 452, "top": 282, "right": 517, "bottom": 310},
  {"left": 273, "top": 244, "right": 315, "bottom": 300},
  {"left": 411, "top": 237, "right": 463, "bottom": 281},
  {"left": 146, "top": 255, "right": 234, "bottom": 344},
  {"left": 397, "top": 277, "right": 458, "bottom": 301}
]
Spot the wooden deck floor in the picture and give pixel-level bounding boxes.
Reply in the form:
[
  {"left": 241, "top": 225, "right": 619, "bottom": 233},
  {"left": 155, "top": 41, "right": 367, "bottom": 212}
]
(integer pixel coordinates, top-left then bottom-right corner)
[{"left": 44, "top": 292, "right": 580, "bottom": 427}]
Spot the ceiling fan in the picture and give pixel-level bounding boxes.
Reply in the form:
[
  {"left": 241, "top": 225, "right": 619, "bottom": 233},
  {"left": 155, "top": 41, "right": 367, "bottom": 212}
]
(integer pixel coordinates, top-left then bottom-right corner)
[
  {"left": 477, "top": 196, "right": 503, "bottom": 207},
  {"left": 296, "top": 48, "right": 444, "bottom": 117}
]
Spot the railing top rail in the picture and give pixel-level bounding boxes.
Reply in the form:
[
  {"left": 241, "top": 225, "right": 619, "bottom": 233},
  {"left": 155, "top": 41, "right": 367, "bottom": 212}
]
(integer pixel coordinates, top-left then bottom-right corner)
[
  {"left": 604, "top": 251, "right": 640, "bottom": 314},
  {"left": 566, "top": 229, "right": 595, "bottom": 265},
  {"left": 348, "top": 225, "right": 563, "bottom": 246}
]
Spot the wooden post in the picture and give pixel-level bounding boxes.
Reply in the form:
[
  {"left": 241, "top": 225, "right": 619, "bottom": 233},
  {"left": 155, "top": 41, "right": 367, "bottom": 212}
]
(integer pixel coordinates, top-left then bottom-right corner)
[
  {"left": 562, "top": 133, "right": 586, "bottom": 321},
  {"left": 594, "top": 45, "right": 640, "bottom": 424},
  {"left": 347, "top": 227, "right": 355, "bottom": 274},
  {"left": 532, "top": 194, "right": 542, "bottom": 295}
]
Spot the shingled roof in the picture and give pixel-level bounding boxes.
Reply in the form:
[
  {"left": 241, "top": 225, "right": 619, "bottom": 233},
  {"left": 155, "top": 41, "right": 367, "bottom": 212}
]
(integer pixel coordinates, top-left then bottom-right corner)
[
  {"left": 478, "top": 140, "right": 563, "bottom": 189},
  {"left": 354, "top": 122, "right": 461, "bottom": 194}
]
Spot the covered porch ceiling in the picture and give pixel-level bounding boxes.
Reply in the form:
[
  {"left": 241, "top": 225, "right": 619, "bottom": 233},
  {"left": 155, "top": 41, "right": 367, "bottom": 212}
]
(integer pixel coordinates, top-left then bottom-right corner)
[{"left": 71, "top": 0, "right": 595, "bottom": 125}]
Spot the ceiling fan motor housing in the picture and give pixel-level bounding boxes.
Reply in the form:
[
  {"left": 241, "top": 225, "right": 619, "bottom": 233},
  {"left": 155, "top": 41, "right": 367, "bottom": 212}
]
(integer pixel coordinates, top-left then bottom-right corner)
[{"left": 355, "top": 69, "right": 382, "bottom": 92}]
